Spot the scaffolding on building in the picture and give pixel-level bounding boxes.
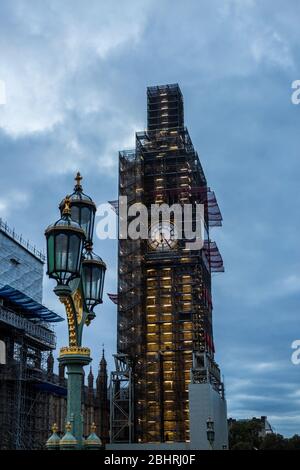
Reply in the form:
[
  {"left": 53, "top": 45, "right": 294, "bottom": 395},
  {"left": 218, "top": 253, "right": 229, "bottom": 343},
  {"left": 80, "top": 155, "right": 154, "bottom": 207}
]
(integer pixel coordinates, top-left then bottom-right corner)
[
  {"left": 0, "top": 293, "right": 66, "bottom": 449},
  {"left": 110, "top": 354, "right": 134, "bottom": 444},
  {"left": 113, "top": 83, "right": 225, "bottom": 444}
]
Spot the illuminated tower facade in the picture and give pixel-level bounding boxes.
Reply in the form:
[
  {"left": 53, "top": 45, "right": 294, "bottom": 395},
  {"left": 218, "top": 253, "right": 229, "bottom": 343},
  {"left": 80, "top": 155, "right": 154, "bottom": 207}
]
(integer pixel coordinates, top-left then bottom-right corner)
[{"left": 117, "top": 84, "right": 227, "bottom": 446}]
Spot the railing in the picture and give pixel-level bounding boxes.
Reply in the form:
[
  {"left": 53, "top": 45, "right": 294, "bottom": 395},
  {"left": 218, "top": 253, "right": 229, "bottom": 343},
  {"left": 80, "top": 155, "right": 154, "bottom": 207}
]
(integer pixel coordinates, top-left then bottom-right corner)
[
  {"left": 0, "top": 218, "right": 45, "bottom": 262},
  {"left": 0, "top": 305, "right": 56, "bottom": 348}
]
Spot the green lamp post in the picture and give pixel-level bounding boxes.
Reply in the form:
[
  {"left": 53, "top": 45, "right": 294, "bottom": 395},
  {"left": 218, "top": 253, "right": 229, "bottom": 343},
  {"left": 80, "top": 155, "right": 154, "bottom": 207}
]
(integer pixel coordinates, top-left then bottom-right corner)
[{"left": 45, "top": 173, "right": 106, "bottom": 450}]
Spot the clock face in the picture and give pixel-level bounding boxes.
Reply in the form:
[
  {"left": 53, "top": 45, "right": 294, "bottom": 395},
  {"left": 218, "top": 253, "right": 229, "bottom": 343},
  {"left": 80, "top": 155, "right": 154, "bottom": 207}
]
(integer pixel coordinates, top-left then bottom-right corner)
[{"left": 149, "top": 222, "right": 177, "bottom": 251}]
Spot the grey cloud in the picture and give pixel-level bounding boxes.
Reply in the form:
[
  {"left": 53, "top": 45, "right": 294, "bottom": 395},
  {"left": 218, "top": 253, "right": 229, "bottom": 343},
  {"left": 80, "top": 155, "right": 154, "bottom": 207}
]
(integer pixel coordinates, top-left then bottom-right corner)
[{"left": 0, "top": 0, "right": 300, "bottom": 436}]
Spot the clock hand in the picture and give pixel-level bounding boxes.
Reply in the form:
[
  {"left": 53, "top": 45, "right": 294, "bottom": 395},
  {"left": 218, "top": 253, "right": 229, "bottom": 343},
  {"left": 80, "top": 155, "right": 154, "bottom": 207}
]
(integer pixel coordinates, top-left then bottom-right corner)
[{"left": 166, "top": 238, "right": 172, "bottom": 248}]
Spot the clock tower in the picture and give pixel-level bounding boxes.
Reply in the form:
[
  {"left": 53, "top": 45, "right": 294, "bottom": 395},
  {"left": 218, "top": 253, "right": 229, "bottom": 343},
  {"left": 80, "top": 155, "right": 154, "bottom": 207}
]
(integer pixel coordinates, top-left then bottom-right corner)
[{"left": 116, "top": 84, "right": 228, "bottom": 448}]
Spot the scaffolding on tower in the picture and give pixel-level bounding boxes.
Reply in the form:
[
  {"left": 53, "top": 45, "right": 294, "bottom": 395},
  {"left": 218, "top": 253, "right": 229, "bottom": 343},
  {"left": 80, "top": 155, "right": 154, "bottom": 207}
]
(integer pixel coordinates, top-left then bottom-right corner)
[{"left": 112, "top": 84, "right": 225, "bottom": 445}]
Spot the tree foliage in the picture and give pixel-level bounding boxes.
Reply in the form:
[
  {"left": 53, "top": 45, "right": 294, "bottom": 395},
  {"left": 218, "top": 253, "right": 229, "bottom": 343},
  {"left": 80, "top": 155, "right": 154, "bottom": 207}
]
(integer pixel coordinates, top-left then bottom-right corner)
[{"left": 229, "top": 419, "right": 300, "bottom": 450}]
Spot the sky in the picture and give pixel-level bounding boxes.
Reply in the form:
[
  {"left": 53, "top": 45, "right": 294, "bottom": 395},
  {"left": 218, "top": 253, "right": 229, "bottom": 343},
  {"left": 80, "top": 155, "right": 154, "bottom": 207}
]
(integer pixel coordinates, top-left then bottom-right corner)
[{"left": 0, "top": 0, "right": 300, "bottom": 437}]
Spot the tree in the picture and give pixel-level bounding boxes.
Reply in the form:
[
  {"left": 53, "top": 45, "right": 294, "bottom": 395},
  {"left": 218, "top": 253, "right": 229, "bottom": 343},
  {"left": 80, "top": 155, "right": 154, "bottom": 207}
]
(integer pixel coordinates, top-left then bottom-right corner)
[
  {"left": 285, "top": 434, "right": 300, "bottom": 450},
  {"left": 229, "top": 419, "right": 262, "bottom": 450},
  {"left": 229, "top": 419, "right": 300, "bottom": 450},
  {"left": 231, "top": 441, "right": 253, "bottom": 450},
  {"left": 260, "top": 433, "right": 287, "bottom": 450}
]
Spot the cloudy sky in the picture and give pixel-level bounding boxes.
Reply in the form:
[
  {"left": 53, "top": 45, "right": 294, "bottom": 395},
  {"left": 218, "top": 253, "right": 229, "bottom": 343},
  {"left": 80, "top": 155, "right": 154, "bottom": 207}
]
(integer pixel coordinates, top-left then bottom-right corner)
[{"left": 1, "top": 0, "right": 300, "bottom": 437}]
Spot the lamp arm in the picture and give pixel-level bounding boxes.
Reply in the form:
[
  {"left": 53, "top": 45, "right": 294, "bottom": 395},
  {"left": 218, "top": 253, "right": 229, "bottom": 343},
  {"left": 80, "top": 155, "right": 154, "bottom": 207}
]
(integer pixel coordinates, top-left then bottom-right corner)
[{"left": 58, "top": 277, "right": 89, "bottom": 347}]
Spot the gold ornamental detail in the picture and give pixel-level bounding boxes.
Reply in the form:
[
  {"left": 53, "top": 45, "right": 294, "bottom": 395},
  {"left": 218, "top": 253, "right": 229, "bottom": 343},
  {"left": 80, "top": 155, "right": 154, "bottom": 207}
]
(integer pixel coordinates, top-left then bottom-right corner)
[
  {"left": 59, "top": 346, "right": 90, "bottom": 357},
  {"left": 72, "top": 288, "right": 83, "bottom": 324},
  {"left": 60, "top": 296, "right": 77, "bottom": 346}
]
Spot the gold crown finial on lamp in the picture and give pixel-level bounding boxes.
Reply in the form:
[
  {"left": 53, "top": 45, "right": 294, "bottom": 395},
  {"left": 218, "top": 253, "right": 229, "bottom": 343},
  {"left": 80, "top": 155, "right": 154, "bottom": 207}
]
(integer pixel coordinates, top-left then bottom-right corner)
[
  {"left": 52, "top": 423, "right": 58, "bottom": 434},
  {"left": 62, "top": 195, "right": 71, "bottom": 216},
  {"left": 65, "top": 421, "right": 72, "bottom": 432},
  {"left": 91, "top": 422, "right": 97, "bottom": 433}
]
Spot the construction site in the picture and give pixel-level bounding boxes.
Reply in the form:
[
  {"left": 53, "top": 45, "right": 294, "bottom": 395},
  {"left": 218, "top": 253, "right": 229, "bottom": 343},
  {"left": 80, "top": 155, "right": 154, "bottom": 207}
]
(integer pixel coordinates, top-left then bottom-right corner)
[{"left": 110, "top": 84, "right": 227, "bottom": 448}]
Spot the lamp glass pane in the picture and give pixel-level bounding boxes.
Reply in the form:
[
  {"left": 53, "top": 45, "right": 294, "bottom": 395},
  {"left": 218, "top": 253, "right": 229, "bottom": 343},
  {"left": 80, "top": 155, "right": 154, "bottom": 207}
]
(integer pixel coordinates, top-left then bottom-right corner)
[
  {"left": 99, "top": 265, "right": 105, "bottom": 299},
  {"left": 71, "top": 206, "right": 80, "bottom": 224},
  {"left": 81, "top": 206, "right": 92, "bottom": 239},
  {"left": 68, "top": 234, "right": 81, "bottom": 273},
  {"left": 71, "top": 205, "right": 93, "bottom": 241},
  {"left": 82, "top": 262, "right": 105, "bottom": 308},
  {"left": 47, "top": 235, "right": 55, "bottom": 274},
  {"left": 55, "top": 233, "right": 68, "bottom": 272},
  {"left": 91, "top": 266, "right": 101, "bottom": 300},
  {"left": 82, "top": 265, "right": 92, "bottom": 301}
]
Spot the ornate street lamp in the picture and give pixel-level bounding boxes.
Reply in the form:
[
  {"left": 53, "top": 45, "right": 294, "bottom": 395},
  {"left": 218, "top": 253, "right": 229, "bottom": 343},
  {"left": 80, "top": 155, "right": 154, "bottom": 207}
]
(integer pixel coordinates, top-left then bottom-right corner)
[
  {"left": 45, "top": 196, "right": 85, "bottom": 292},
  {"left": 207, "top": 417, "right": 215, "bottom": 450},
  {"left": 60, "top": 172, "right": 96, "bottom": 243},
  {"left": 82, "top": 245, "right": 106, "bottom": 323},
  {"left": 45, "top": 174, "right": 105, "bottom": 451}
]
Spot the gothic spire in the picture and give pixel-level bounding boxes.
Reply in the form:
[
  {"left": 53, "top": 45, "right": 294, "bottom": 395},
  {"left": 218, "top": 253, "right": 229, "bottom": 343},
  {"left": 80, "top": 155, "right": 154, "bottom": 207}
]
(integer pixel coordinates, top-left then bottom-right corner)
[
  {"left": 88, "top": 366, "right": 94, "bottom": 388},
  {"left": 100, "top": 345, "right": 107, "bottom": 369}
]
